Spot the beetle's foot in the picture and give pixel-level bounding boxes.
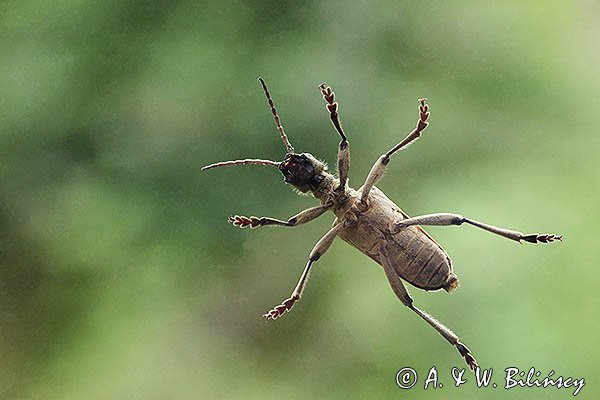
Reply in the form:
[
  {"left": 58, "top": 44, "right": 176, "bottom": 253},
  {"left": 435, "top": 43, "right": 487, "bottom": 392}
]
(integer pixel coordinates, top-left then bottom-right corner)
[
  {"left": 228, "top": 215, "right": 262, "bottom": 228},
  {"left": 263, "top": 295, "right": 299, "bottom": 320},
  {"left": 520, "top": 233, "right": 562, "bottom": 244},
  {"left": 456, "top": 341, "right": 478, "bottom": 371},
  {"left": 417, "top": 98, "right": 430, "bottom": 130}
]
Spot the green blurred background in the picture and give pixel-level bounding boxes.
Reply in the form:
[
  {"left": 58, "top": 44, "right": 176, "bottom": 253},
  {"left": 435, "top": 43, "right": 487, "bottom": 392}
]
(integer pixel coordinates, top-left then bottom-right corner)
[{"left": 1, "top": 1, "right": 599, "bottom": 399}]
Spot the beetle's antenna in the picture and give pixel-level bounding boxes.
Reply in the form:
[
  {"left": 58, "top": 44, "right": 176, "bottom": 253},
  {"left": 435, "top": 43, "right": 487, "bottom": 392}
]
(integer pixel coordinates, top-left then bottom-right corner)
[
  {"left": 258, "top": 77, "right": 295, "bottom": 154},
  {"left": 202, "top": 158, "right": 280, "bottom": 171}
]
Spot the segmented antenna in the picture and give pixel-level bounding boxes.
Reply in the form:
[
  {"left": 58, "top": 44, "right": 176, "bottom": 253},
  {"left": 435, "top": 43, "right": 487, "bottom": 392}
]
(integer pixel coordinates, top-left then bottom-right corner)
[
  {"left": 258, "top": 77, "right": 295, "bottom": 154},
  {"left": 201, "top": 158, "right": 280, "bottom": 171}
]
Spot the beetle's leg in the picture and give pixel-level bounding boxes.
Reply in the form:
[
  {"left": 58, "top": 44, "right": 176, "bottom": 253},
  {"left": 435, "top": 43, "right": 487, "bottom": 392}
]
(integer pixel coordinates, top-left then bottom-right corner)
[
  {"left": 360, "top": 99, "right": 430, "bottom": 206},
  {"left": 264, "top": 221, "right": 344, "bottom": 320},
  {"left": 320, "top": 83, "right": 349, "bottom": 192},
  {"left": 392, "top": 213, "right": 562, "bottom": 244},
  {"left": 229, "top": 201, "right": 332, "bottom": 229},
  {"left": 379, "top": 249, "right": 478, "bottom": 371}
]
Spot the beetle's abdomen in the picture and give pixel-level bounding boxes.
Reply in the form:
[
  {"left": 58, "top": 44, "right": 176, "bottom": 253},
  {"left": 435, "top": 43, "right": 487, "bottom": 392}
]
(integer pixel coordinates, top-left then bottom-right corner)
[{"left": 383, "top": 227, "right": 458, "bottom": 292}]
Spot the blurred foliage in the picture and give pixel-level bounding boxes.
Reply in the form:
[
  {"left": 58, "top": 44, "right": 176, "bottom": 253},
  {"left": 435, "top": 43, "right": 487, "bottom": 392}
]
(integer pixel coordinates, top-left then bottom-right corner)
[{"left": 1, "top": 1, "right": 599, "bottom": 399}]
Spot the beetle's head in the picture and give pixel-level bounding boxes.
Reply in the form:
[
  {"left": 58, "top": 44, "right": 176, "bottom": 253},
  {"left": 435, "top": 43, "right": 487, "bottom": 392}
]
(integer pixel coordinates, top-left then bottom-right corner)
[{"left": 279, "top": 152, "right": 326, "bottom": 192}]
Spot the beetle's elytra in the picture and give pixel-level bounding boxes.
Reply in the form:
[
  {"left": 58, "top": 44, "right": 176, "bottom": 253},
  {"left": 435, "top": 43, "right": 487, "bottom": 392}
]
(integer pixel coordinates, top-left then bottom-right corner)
[{"left": 202, "top": 78, "right": 562, "bottom": 370}]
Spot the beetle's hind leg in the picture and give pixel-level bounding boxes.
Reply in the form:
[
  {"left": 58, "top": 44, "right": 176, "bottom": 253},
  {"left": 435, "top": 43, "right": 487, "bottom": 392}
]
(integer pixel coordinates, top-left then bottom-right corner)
[
  {"left": 264, "top": 222, "right": 343, "bottom": 320},
  {"left": 392, "top": 213, "right": 562, "bottom": 244},
  {"left": 379, "top": 248, "right": 478, "bottom": 370},
  {"left": 409, "top": 303, "right": 478, "bottom": 371}
]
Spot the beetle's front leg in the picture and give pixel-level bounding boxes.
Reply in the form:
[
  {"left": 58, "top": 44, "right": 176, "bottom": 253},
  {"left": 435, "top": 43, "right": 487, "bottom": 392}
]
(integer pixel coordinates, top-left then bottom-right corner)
[
  {"left": 229, "top": 202, "right": 332, "bottom": 229},
  {"left": 264, "top": 221, "right": 344, "bottom": 319},
  {"left": 320, "top": 83, "right": 349, "bottom": 192}
]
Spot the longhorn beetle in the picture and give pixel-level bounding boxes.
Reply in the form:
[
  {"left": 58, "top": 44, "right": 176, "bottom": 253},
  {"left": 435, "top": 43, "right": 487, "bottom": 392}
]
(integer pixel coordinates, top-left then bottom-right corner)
[{"left": 202, "top": 78, "right": 562, "bottom": 370}]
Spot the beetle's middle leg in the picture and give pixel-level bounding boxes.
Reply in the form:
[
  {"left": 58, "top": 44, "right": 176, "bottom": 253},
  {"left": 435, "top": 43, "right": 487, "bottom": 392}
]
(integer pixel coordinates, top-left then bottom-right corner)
[
  {"left": 264, "top": 222, "right": 344, "bottom": 320},
  {"left": 229, "top": 202, "right": 332, "bottom": 229},
  {"left": 379, "top": 249, "right": 478, "bottom": 370},
  {"left": 360, "top": 99, "right": 430, "bottom": 206},
  {"left": 320, "top": 83, "right": 349, "bottom": 192},
  {"left": 392, "top": 213, "right": 562, "bottom": 244}
]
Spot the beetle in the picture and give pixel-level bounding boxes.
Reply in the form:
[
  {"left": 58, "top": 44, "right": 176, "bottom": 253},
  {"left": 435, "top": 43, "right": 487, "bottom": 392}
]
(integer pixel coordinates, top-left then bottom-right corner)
[{"left": 202, "top": 78, "right": 562, "bottom": 370}]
